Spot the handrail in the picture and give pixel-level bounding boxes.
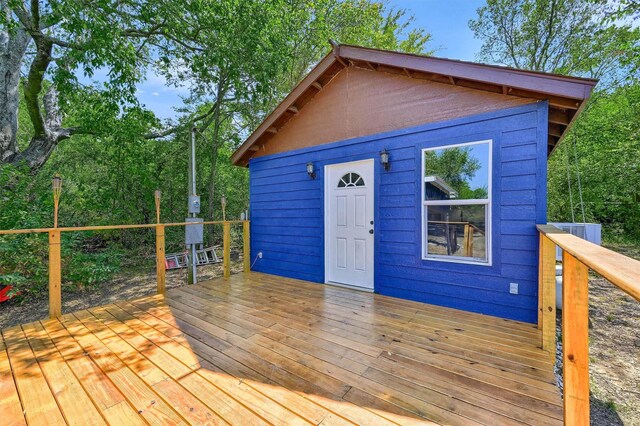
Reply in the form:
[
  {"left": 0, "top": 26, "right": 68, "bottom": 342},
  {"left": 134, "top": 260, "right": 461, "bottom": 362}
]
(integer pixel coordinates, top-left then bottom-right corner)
[
  {"left": 0, "top": 220, "right": 246, "bottom": 236},
  {"left": 537, "top": 224, "right": 640, "bottom": 301},
  {"left": 536, "top": 223, "right": 640, "bottom": 425},
  {"left": 0, "top": 219, "right": 251, "bottom": 320},
  {"left": 428, "top": 220, "right": 484, "bottom": 232}
]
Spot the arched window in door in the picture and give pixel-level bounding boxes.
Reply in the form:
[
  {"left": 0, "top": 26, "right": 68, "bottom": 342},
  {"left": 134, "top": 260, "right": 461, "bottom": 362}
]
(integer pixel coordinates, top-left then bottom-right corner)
[{"left": 337, "top": 172, "right": 365, "bottom": 188}]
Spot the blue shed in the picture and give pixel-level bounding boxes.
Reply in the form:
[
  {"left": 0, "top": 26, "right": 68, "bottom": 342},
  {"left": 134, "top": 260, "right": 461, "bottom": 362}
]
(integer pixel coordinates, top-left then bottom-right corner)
[{"left": 232, "top": 44, "right": 596, "bottom": 323}]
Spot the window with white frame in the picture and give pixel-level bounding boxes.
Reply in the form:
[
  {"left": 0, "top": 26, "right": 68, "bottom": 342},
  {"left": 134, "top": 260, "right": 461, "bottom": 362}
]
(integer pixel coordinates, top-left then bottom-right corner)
[{"left": 422, "top": 140, "right": 491, "bottom": 264}]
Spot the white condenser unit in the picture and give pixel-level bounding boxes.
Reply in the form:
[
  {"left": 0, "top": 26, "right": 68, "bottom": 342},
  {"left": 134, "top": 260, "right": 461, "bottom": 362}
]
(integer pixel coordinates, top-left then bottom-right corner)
[
  {"left": 549, "top": 222, "right": 602, "bottom": 309},
  {"left": 548, "top": 222, "right": 602, "bottom": 261}
]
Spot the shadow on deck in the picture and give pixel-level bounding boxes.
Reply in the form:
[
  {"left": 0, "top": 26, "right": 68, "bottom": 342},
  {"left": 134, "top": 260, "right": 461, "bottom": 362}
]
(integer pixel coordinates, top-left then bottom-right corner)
[{"left": 0, "top": 272, "right": 562, "bottom": 425}]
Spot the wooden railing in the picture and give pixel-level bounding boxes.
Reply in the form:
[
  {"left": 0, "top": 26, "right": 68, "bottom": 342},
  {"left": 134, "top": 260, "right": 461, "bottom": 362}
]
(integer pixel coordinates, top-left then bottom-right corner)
[
  {"left": 537, "top": 224, "right": 640, "bottom": 425},
  {"left": 0, "top": 220, "right": 250, "bottom": 319},
  {"left": 429, "top": 220, "right": 484, "bottom": 257}
]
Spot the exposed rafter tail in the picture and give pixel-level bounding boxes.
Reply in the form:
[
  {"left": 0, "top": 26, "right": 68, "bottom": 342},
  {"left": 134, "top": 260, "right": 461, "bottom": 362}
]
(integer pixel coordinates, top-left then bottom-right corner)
[
  {"left": 329, "top": 39, "right": 339, "bottom": 54},
  {"left": 329, "top": 39, "right": 348, "bottom": 67}
]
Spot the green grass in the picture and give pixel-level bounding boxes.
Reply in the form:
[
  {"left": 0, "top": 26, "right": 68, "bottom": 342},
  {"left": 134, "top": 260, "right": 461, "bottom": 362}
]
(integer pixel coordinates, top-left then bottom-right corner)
[{"left": 604, "top": 400, "right": 618, "bottom": 412}]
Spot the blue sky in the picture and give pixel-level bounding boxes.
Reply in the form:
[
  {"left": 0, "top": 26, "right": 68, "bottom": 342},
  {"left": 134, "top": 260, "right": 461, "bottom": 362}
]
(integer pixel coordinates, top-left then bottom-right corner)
[
  {"left": 129, "top": 0, "right": 485, "bottom": 120},
  {"left": 391, "top": 0, "right": 485, "bottom": 61},
  {"left": 132, "top": 69, "right": 189, "bottom": 121}
]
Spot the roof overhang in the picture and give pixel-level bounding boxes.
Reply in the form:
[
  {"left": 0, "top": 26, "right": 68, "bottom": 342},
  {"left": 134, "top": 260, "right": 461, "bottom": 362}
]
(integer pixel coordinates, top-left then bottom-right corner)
[
  {"left": 425, "top": 176, "right": 458, "bottom": 199},
  {"left": 232, "top": 44, "right": 598, "bottom": 166}
]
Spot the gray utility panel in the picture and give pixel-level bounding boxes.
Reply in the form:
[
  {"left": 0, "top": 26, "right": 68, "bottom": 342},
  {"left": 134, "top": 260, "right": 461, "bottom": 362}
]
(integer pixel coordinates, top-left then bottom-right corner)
[{"left": 185, "top": 217, "right": 204, "bottom": 245}]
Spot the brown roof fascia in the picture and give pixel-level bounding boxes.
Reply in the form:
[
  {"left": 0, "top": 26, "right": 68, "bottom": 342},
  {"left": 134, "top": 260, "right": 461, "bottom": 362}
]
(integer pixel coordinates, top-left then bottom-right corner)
[
  {"left": 232, "top": 44, "right": 598, "bottom": 166},
  {"left": 338, "top": 45, "right": 597, "bottom": 100},
  {"left": 231, "top": 52, "right": 341, "bottom": 165},
  {"left": 548, "top": 92, "right": 592, "bottom": 156}
]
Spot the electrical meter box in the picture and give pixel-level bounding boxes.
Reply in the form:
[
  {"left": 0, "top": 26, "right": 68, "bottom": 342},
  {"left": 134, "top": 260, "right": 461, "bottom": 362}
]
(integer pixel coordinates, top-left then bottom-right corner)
[
  {"left": 185, "top": 217, "right": 203, "bottom": 245},
  {"left": 188, "top": 195, "right": 201, "bottom": 214}
]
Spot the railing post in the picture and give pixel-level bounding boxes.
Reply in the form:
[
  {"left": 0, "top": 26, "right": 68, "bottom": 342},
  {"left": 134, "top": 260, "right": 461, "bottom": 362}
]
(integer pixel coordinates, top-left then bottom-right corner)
[
  {"left": 223, "top": 221, "right": 231, "bottom": 278},
  {"left": 539, "top": 234, "right": 557, "bottom": 356},
  {"left": 243, "top": 220, "right": 250, "bottom": 273},
  {"left": 562, "top": 252, "right": 590, "bottom": 425},
  {"left": 463, "top": 224, "right": 470, "bottom": 257},
  {"left": 48, "top": 230, "right": 62, "bottom": 318},
  {"left": 156, "top": 224, "right": 166, "bottom": 294},
  {"left": 464, "top": 226, "right": 474, "bottom": 257}
]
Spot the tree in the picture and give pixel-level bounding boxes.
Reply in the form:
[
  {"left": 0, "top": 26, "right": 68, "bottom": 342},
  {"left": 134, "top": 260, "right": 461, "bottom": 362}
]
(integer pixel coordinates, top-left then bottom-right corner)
[
  {"left": 1, "top": 0, "right": 432, "bottom": 227},
  {"left": 424, "top": 148, "right": 487, "bottom": 199},
  {"left": 162, "top": 0, "right": 432, "bottom": 237},
  {"left": 548, "top": 85, "right": 640, "bottom": 239},
  {"left": 606, "top": 0, "right": 640, "bottom": 20},
  {"left": 267, "top": 0, "right": 432, "bottom": 92},
  {"left": 470, "top": 0, "right": 640, "bottom": 242},
  {"left": 1, "top": 0, "right": 167, "bottom": 170},
  {"left": 1, "top": 0, "right": 431, "bottom": 176},
  {"left": 0, "top": 0, "right": 434, "bottom": 296},
  {"left": 469, "top": 0, "right": 640, "bottom": 83},
  {"left": 0, "top": 0, "right": 291, "bottom": 173}
]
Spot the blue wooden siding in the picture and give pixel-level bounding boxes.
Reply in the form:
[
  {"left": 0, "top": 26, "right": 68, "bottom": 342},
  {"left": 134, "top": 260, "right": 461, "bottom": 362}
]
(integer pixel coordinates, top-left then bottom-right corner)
[{"left": 249, "top": 102, "right": 548, "bottom": 323}]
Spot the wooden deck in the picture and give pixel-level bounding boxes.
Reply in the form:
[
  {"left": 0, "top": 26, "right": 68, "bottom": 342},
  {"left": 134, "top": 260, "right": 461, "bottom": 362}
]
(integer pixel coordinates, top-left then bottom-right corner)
[{"left": 0, "top": 272, "right": 562, "bottom": 425}]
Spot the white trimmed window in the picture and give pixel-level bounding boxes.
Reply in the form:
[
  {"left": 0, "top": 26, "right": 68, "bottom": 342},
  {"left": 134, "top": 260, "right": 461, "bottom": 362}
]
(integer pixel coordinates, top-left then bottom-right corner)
[{"left": 421, "top": 140, "right": 492, "bottom": 265}]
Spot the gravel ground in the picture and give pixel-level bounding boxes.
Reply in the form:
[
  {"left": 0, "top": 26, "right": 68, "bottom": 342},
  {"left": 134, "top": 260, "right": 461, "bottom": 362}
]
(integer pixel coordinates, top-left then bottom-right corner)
[
  {"left": 0, "top": 259, "right": 245, "bottom": 330},
  {"left": 554, "top": 243, "right": 640, "bottom": 425},
  {"left": 587, "top": 273, "right": 640, "bottom": 425}
]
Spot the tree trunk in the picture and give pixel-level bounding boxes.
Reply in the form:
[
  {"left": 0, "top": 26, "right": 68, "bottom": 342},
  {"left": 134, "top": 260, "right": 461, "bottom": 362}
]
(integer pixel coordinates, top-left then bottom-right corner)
[
  {"left": 10, "top": 88, "right": 72, "bottom": 170},
  {"left": 1, "top": 1, "right": 74, "bottom": 173},
  {"left": 0, "top": 5, "right": 29, "bottom": 163},
  {"left": 206, "top": 104, "right": 223, "bottom": 244},
  {"left": 206, "top": 79, "right": 228, "bottom": 244}
]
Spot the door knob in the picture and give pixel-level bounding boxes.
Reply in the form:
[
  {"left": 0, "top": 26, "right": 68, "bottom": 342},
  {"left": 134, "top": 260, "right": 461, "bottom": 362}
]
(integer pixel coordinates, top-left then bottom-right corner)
[{"left": 369, "top": 229, "right": 374, "bottom": 234}]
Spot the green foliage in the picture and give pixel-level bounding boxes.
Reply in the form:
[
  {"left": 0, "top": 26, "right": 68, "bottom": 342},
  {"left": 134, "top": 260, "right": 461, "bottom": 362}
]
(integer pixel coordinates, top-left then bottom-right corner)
[
  {"left": 424, "top": 148, "right": 487, "bottom": 199},
  {"left": 0, "top": 166, "right": 125, "bottom": 298},
  {"left": 471, "top": 0, "right": 640, "bottom": 245},
  {"left": 259, "top": 0, "right": 432, "bottom": 99},
  {"left": 469, "top": 0, "right": 640, "bottom": 83},
  {"left": 1, "top": 0, "right": 431, "bottom": 299},
  {"left": 548, "top": 85, "right": 640, "bottom": 241},
  {"left": 63, "top": 242, "right": 123, "bottom": 289}
]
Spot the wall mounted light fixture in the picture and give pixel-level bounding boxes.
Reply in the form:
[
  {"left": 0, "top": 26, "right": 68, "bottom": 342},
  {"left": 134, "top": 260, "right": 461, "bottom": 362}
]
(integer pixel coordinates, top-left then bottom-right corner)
[
  {"left": 380, "top": 149, "right": 390, "bottom": 171},
  {"left": 306, "top": 162, "right": 316, "bottom": 179}
]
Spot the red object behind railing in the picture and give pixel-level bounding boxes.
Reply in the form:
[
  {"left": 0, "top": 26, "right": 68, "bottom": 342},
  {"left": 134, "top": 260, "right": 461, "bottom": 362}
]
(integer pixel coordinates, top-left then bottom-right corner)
[{"left": 0, "top": 284, "right": 18, "bottom": 303}]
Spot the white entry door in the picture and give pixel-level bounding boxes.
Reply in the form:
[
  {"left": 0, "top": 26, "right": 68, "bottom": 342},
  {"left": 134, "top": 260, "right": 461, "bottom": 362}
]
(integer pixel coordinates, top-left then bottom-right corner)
[{"left": 325, "top": 159, "right": 374, "bottom": 290}]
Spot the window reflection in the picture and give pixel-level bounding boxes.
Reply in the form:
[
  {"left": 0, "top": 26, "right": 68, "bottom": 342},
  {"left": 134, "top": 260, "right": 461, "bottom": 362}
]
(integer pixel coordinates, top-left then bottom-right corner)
[
  {"left": 424, "top": 143, "right": 489, "bottom": 201},
  {"left": 426, "top": 205, "right": 487, "bottom": 260},
  {"left": 422, "top": 141, "right": 491, "bottom": 263}
]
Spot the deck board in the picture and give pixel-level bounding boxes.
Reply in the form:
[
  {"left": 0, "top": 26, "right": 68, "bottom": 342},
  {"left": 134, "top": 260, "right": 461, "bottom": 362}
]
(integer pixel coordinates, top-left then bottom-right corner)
[
  {"left": 58, "top": 313, "right": 187, "bottom": 425},
  {"left": 0, "top": 272, "right": 562, "bottom": 425},
  {"left": 2, "top": 326, "right": 66, "bottom": 426},
  {"left": 21, "top": 321, "right": 106, "bottom": 426},
  {"left": 0, "top": 336, "right": 27, "bottom": 426}
]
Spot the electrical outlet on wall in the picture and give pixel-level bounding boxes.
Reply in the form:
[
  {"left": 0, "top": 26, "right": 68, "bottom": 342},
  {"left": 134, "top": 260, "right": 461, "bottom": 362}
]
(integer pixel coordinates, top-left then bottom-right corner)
[
  {"left": 257, "top": 252, "right": 263, "bottom": 259},
  {"left": 509, "top": 282, "right": 519, "bottom": 295}
]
